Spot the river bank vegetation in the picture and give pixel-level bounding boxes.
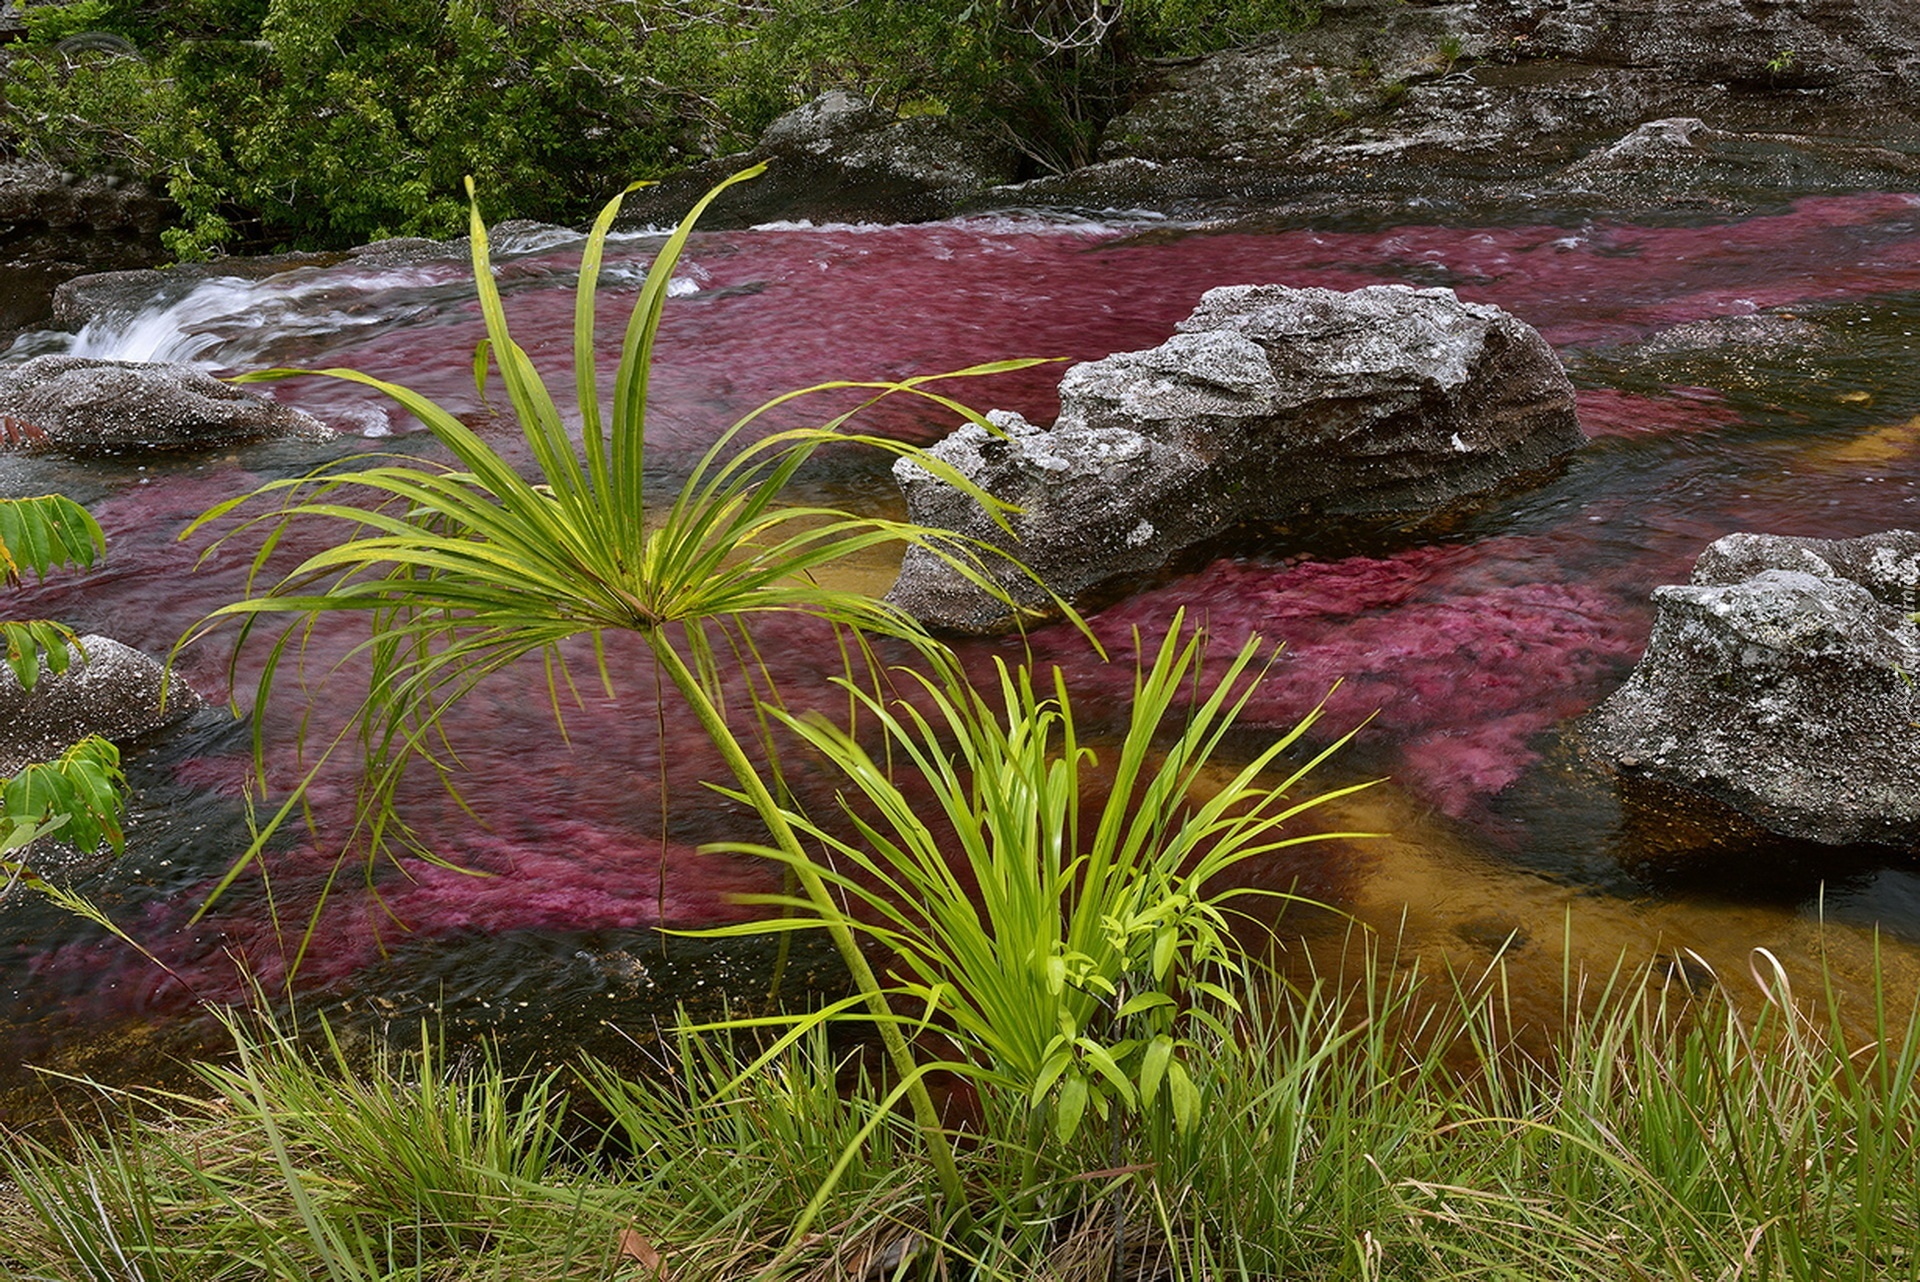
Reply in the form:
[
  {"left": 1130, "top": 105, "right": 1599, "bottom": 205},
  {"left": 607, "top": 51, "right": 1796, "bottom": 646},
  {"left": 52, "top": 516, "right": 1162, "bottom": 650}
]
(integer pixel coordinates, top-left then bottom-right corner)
[
  {"left": 0, "top": 0, "right": 1317, "bottom": 257},
  {"left": 4, "top": 947, "right": 1919, "bottom": 1280}
]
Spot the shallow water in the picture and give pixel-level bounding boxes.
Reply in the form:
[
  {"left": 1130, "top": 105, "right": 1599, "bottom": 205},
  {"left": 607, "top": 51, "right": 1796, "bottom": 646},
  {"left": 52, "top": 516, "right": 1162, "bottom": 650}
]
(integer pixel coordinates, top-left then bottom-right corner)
[{"left": 7, "top": 194, "right": 1920, "bottom": 1099}]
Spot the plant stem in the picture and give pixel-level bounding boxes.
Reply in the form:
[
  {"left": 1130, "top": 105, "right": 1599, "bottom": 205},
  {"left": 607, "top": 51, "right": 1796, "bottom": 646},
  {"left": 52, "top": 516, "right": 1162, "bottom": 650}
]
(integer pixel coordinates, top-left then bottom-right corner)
[{"left": 644, "top": 633, "right": 972, "bottom": 1228}]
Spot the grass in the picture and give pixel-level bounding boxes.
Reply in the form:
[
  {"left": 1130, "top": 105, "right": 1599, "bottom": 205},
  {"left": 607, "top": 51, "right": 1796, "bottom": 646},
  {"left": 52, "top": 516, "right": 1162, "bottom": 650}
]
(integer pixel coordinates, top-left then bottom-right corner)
[{"left": 4, "top": 937, "right": 1918, "bottom": 1281}]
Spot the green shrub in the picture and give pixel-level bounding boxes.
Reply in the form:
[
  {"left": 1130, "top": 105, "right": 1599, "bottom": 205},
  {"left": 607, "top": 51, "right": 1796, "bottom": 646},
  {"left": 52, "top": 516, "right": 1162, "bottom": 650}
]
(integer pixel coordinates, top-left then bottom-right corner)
[
  {"left": 3, "top": 0, "right": 1321, "bottom": 256},
  {"left": 5, "top": 0, "right": 800, "bottom": 255}
]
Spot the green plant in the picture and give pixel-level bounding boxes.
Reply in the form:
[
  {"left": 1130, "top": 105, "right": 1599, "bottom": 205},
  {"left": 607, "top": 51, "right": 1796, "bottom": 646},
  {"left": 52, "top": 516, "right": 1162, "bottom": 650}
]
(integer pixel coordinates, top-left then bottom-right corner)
[
  {"left": 8, "top": 937, "right": 1920, "bottom": 1279},
  {"left": 702, "top": 615, "right": 1367, "bottom": 1224},
  {"left": 184, "top": 162, "right": 1060, "bottom": 1224},
  {"left": 3, "top": 0, "right": 799, "bottom": 255},
  {"left": 3, "top": 0, "right": 1325, "bottom": 254},
  {"left": 0, "top": 492, "right": 126, "bottom": 881}
]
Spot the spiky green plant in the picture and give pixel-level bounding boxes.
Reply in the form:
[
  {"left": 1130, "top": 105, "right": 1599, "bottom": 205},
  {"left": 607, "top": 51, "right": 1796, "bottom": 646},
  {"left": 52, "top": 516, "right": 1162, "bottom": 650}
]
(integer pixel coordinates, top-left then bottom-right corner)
[
  {"left": 699, "top": 613, "right": 1371, "bottom": 1228},
  {"left": 182, "top": 163, "right": 1060, "bottom": 1221}
]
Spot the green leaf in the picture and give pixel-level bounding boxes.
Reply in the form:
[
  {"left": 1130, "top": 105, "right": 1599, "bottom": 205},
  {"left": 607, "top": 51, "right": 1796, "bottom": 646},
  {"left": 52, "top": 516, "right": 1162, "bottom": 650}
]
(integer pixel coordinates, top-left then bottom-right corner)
[
  {"left": 1077, "top": 1037, "right": 1137, "bottom": 1106},
  {"left": 1117, "top": 991, "right": 1175, "bottom": 1021},
  {"left": 1, "top": 620, "right": 82, "bottom": 691},
  {"left": 1167, "top": 1058, "right": 1200, "bottom": 1133},
  {"left": 1139, "top": 1033, "right": 1174, "bottom": 1108},
  {"left": 1151, "top": 923, "right": 1179, "bottom": 981},
  {"left": 0, "top": 494, "right": 105, "bottom": 585},
  {"left": 0, "top": 736, "right": 125, "bottom": 857},
  {"left": 1055, "top": 1073, "right": 1089, "bottom": 1143}
]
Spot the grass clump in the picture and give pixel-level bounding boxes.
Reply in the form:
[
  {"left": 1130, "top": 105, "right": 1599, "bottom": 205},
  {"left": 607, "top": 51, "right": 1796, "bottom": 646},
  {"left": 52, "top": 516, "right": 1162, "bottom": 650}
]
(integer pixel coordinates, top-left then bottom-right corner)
[{"left": 4, "top": 945, "right": 1918, "bottom": 1280}]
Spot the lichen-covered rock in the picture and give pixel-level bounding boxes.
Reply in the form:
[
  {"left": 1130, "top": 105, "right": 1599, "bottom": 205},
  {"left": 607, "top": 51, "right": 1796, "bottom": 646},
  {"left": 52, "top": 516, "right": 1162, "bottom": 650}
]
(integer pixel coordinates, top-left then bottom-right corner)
[
  {"left": 888, "top": 283, "right": 1583, "bottom": 631},
  {"left": 1583, "top": 530, "right": 1920, "bottom": 849},
  {"left": 0, "top": 635, "right": 202, "bottom": 776},
  {"left": 0, "top": 163, "right": 170, "bottom": 344},
  {"left": 0, "top": 162, "right": 171, "bottom": 236},
  {"left": 0, "top": 354, "right": 331, "bottom": 455}
]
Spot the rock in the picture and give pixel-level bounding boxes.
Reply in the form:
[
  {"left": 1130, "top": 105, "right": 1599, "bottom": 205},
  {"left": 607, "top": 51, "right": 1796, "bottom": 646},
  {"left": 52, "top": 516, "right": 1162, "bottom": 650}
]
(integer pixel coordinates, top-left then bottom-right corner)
[
  {"left": 0, "top": 163, "right": 171, "bottom": 345},
  {"left": 998, "top": 0, "right": 1920, "bottom": 221},
  {"left": 1499, "top": 0, "right": 1920, "bottom": 94},
  {"left": 888, "top": 283, "right": 1583, "bottom": 631},
  {"left": 1638, "top": 310, "right": 1834, "bottom": 358},
  {"left": 0, "top": 354, "right": 332, "bottom": 455},
  {"left": 0, "top": 636, "right": 202, "bottom": 777},
  {"left": 614, "top": 92, "right": 1020, "bottom": 229},
  {"left": 0, "top": 163, "right": 171, "bottom": 237},
  {"left": 758, "top": 90, "right": 890, "bottom": 148},
  {"left": 1583, "top": 530, "right": 1920, "bottom": 849}
]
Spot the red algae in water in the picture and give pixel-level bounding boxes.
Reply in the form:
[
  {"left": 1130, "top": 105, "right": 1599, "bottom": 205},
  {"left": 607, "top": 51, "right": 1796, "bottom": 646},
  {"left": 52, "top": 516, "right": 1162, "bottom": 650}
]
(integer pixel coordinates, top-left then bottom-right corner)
[
  {"left": 1027, "top": 543, "right": 1646, "bottom": 813},
  {"left": 1575, "top": 387, "right": 1742, "bottom": 437},
  {"left": 12, "top": 194, "right": 1920, "bottom": 1042}
]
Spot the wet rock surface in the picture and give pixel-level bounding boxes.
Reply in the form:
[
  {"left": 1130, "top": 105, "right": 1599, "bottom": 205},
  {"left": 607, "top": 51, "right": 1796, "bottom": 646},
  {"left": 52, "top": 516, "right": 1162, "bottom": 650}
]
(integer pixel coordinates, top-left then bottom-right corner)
[
  {"left": 888, "top": 282, "right": 1582, "bottom": 631},
  {"left": 0, "top": 163, "right": 171, "bottom": 346},
  {"left": 0, "top": 354, "right": 332, "bottom": 455},
  {"left": 987, "top": 0, "right": 1920, "bottom": 221},
  {"left": 1584, "top": 530, "right": 1920, "bottom": 850},
  {"left": 614, "top": 91, "right": 1020, "bottom": 229},
  {"left": 0, "top": 635, "right": 202, "bottom": 776},
  {"left": 334, "top": 928, "right": 852, "bottom": 1066},
  {"left": 46, "top": 252, "right": 343, "bottom": 334}
]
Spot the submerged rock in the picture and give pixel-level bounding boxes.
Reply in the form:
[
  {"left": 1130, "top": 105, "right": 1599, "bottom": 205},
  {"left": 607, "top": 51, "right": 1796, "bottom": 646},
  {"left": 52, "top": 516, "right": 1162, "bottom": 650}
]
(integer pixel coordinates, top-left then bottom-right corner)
[
  {"left": 888, "top": 283, "right": 1582, "bottom": 631},
  {"left": 1583, "top": 530, "right": 1920, "bottom": 850},
  {"left": 0, "top": 354, "right": 331, "bottom": 455},
  {"left": 0, "top": 635, "right": 202, "bottom": 776}
]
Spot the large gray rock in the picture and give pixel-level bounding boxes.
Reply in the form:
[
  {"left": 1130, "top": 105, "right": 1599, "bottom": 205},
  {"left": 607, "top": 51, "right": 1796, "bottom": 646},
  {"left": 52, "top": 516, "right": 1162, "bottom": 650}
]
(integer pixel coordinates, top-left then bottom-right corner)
[
  {"left": 888, "top": 283, "right": 1583, "bottom": 631},
  {"left": 0, "top": 354, "right": 331, "bottom": 455},
  {"left": 0, "top": 162, "right": 171, "bottom": 237},
  {"left": 614, "top": 91, "right": 1019, "bottom": 229},
  {"left": 1584, "top": 530, "right": 1920, "bottom": 849},
  {"left": 0, "top": 635, "right": 202, "bottom": 776}
]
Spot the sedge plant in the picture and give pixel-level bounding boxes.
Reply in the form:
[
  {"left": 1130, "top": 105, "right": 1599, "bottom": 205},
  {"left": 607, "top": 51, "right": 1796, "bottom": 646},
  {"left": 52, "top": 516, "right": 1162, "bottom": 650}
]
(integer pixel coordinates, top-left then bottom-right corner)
[
  {"left": 182, "top": 163, "right": 1064, "bottom": 1223},
  {"left": 10, "top": 936, "right": 1919, "bottom": 1278},
  {"left": 698, "top": 612, "right": 1373, "bottom": 1234}
]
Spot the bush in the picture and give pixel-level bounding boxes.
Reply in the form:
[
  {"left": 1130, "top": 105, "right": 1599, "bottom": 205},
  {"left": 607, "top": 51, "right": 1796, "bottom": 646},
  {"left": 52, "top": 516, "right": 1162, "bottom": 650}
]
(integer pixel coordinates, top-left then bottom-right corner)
[
  {"left": 2, "top": 0, "right": 1319, "bottom": 257},
  {"left": 4, "top": 0, "right": 800, "bottom": 256}
]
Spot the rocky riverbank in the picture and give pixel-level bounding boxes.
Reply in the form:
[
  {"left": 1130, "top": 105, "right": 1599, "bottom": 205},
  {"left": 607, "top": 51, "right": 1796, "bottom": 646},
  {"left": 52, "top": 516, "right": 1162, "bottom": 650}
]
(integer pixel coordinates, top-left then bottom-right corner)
[{"left": 618, "top": 0, "right": 1920, "bottom": 228}]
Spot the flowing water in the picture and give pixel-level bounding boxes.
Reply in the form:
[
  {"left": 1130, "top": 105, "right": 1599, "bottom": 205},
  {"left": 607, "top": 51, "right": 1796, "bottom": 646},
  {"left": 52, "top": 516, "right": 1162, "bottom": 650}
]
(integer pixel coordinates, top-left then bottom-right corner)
[{"left": 7, "top": 194, "right": 1920, "bottom": 1101}]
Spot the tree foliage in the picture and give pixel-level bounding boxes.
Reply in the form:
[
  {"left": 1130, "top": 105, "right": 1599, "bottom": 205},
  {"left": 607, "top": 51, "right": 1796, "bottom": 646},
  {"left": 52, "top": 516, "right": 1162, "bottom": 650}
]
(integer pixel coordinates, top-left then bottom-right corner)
[{"left": 1, "top": 0, "right": 1318, "bottom": 257}]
